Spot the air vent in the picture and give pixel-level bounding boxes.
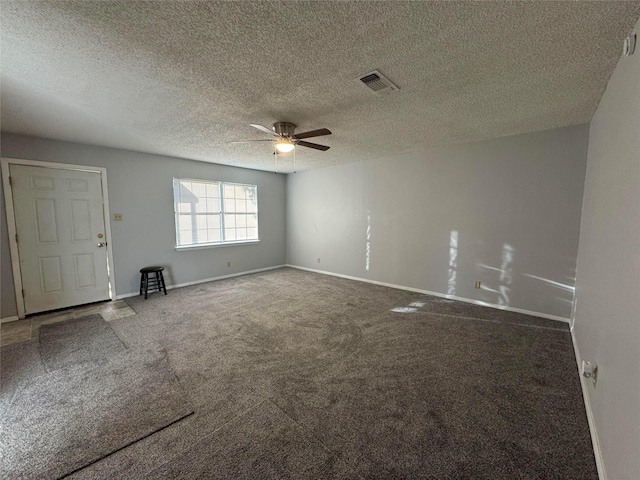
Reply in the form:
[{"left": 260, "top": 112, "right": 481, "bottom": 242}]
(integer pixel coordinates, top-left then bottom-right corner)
[{"left": 357, "top": 69, "right": 399, "bottom": 94}]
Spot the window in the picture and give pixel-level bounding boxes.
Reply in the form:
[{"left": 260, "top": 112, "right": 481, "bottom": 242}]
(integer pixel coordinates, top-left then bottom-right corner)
[{"left": 173, "top": 178, "right": 258, "bottom": 248}]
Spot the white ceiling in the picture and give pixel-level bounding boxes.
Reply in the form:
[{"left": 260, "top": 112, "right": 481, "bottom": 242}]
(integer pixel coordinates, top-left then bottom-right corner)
[{"left": 2, "top": 1, "right": 639, "bottom": 173}]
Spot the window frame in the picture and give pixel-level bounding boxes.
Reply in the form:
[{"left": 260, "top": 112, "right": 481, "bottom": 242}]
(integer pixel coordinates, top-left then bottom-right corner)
[{"left": 173, "top": 178, "right": 259, "bottom": 250}]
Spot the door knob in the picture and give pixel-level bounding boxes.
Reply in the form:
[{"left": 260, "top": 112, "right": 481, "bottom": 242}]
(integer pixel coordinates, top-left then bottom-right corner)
[{"left": 97, "top": 242, "right": 106, "bottom": 247}]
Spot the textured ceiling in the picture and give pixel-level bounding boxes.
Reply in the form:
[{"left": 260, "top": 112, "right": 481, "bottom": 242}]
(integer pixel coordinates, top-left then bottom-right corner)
[{"left": 2, "top": 1, "right": 639, "bottom": 173}]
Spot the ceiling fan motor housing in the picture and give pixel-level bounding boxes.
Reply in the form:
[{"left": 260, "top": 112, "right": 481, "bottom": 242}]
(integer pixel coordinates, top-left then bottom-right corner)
[{"left": 274, "top": 122, "right": 296, "bottom": 137}]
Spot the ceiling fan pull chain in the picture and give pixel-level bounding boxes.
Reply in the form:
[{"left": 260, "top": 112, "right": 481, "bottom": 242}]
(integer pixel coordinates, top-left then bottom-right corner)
[
  {"left": 274, "top": 144, "right": 278, "bottom": 174},
  {"left": 293, "top": 146, "right": 296, "bottom": 174}
]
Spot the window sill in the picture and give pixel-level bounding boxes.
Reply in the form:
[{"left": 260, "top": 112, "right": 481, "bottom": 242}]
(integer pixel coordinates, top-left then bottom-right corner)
[{"left": 175, "top": 240, "right": 260, "bottom": 251}]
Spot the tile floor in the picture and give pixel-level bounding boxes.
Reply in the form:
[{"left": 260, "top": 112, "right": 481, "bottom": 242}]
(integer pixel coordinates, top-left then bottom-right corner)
[{"left": 0, "top": 300, "right": 136, "bottom": 347}]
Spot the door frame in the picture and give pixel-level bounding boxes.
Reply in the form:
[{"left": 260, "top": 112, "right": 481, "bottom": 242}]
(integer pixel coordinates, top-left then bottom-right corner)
[{"left": 1, "top": 157, "right": 117, "bottom": 319}]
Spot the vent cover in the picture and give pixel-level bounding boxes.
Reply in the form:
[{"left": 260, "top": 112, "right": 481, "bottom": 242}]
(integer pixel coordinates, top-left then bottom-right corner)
[{"left": 357, "top": 69, "right": 399, "bottom": 94}]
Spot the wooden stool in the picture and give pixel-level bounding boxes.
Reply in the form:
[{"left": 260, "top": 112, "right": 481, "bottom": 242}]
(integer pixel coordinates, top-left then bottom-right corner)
[{"left": 139, "top": 266, "right": 167, "bottom": 299}]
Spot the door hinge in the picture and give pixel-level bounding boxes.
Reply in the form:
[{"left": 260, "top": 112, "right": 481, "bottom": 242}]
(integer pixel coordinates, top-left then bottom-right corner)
[
  {"left": 8, "top": 176, "right": 13, "bottom": 187},
  {"left": 15, "top": 233, "right": 18, "bottom": 243}
]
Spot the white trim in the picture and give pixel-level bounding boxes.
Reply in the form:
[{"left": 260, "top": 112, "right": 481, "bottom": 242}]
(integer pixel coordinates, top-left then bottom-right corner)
[
  {"left": 115, "top": 264, "right": 286, "bottom": 299},
  {"left": 571, "top": 329, "right": 606, "bottom": 480},
  {"left": 286, "top": 265, "right": 571, "bottom": 323},
  {"left": 1, "top": 316, "right": 20, "bottom": 324},
  {"left": 1, "top": 157, "right": 117, "bottom": 318},
  {"left": 99, "top": 166, "right": 117, "bottom": 302},
  {"left": 173, "top": 177, "right": 259, "bottom": 248},
  {"left": 175, "top": 240, "right": 261, "bottom": 251},
  {"left": 1, "top": 159, "right": 25, "bottom": 318}
]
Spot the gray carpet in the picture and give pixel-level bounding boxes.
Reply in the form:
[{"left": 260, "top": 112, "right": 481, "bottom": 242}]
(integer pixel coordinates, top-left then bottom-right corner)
[
  {"left": 0, "top": 349, "right": 193, "bottom": 480},
  {"left": 2, "top": 268, "right": 596, "bottom": 479},
  {"left": 39, "top": 314, "right": 127, "bottom": 372},
  {"left": 148, "top": 400, "right": 337, "bottom": 479},
  {"left": 0, "top": 339, "right": 45, "bottom": 417}
]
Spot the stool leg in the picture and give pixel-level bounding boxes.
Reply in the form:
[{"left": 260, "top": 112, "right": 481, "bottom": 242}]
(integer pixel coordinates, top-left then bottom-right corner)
[
  {"left": 143, "top": 273, "right": 149, "bottom": 299},
  {"left": 139, "top": 273, "right": 144, "bottom": 296},
  {"left": 151, "top": 272, "right": 159, "bottom": 294},
  {"left": 159, "top": 271, "right": 167, "bottom": 295}
]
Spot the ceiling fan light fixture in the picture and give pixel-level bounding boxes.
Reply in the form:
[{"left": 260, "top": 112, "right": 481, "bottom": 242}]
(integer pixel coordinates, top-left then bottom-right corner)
[{"left": 275, "top": 139, "right": 295, "bottom": 153}]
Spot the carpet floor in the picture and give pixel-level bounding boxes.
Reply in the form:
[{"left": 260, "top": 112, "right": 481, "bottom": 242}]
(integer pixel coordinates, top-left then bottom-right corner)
[
  {"left": 0, "top": 268, "right": 596, "bottom": 479},
  {"left": 38, "top": 314, "right": 127, "bottom": 372},
  {"left": 1, "top": 346, "right": 193, "bottom": 479}
]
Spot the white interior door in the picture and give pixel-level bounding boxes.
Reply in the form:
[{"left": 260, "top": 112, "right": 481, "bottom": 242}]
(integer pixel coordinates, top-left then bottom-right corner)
[{"left": 9, "top": 164, "right": 111, "bottom": 314}]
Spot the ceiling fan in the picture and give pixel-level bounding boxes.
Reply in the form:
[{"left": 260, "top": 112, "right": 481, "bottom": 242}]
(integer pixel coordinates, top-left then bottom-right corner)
[{"left": 232, "top": 122, "right": 331, "bottom": 153}]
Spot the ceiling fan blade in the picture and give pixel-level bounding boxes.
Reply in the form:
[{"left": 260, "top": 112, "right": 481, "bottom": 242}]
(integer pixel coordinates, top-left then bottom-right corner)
[
  {"left": 229, "top": 139, "right": 274, "bottom": 144},
  {"left": 296, "top": 140, "right": 330, "bottom": 151},
  {"left": 250, "top": 124, "right": 278, "bottom": 136},
  {"left": 293, "top": 128, "right": 332, "bottom": 140}
]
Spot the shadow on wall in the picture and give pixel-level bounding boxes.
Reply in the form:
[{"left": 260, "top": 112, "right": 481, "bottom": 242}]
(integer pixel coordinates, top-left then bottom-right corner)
[
  {"left": 477, "top": 243, "right": 515, "bottom": 306},
  {"left": 475, "top": 241, "right": 575, "bottom": 312},
  {"left": 365, "top": 210, "right": 371, "bottom": 272},
  {"left": 523, "top": 273, "right": 576, "bottom": 308},
  {"left": 448, "top": 230, "right": 458, "bottom": 295},
  {"left": 358, "top": 219, "right": 575, "bottom": 316}
]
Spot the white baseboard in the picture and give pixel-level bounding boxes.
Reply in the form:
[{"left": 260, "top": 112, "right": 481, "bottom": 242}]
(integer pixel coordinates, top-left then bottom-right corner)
[
  {"left": 1, "top": 315, "right": 20, "bottom": 324},
  {"left": 286, "top": 264, "right": 570, "bottom": 323},
  {"left": 570, "top": 329, "right": 606, "bottom": 480},
  {"left": 116, "top": 264, "right": 287, "bottom": 299}
]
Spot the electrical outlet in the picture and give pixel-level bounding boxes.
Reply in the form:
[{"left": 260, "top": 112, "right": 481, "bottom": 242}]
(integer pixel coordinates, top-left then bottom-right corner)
[
  {"left": 227, "top": 261, "right": 231, "bottom": 267},
  {"left": 474, "top": 281, "right": 481, "bottom": 289},
  {"left": 317, "top": 257, "right": 321, "bottom": 263},
  {"left": 582, "top": 360, "right": 598, "bottom": 387},
  {"left": 113, "top": 213, "right": 123, "bottom": 221}
]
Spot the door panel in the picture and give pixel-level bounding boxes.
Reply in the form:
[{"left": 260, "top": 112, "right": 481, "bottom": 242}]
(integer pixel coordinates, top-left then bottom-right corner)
[
  {"left": 10, "top": 164, "right": 110, "bottom": 314},
  {"left": 74, "top": 253, "right": 96, "bottom": 288},
  {"left": 34, "top": 198, "right": 58, "bottom": 243},
  {"left": 39, "top": 256, "right": 63, "bottom": 293},
  {"left": 70, "top": 200, "right": 92, "bottom": 241}
]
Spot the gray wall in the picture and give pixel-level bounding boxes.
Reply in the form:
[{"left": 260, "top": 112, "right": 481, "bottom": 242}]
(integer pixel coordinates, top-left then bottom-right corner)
[
  {"left": 573, "top": 20, "right": 640, "bottom": 480},
  {"left": 287, "top": 124, "right": 589, "bottom": 319},
  {"left": 1, "top": 134, "right": 286, "bottom": 319}
]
